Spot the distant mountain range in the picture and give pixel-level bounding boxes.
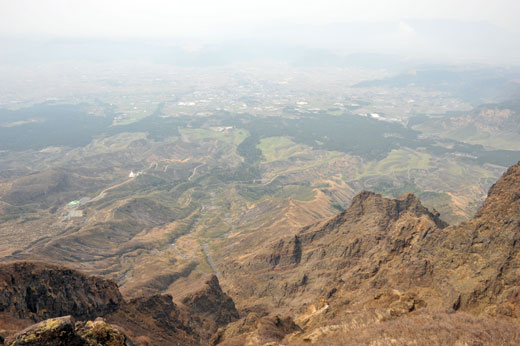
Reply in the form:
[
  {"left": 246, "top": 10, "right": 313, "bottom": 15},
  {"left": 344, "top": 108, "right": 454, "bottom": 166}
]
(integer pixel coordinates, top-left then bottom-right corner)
[
  {"left": 413, "top": 99, "right": 520, "bottom": 149},
  {"left": 2, "top": 19, "right": 519, "bottom": 66},
  {"left": 355, "top": 68, "right": 520, "bottom": 104}
]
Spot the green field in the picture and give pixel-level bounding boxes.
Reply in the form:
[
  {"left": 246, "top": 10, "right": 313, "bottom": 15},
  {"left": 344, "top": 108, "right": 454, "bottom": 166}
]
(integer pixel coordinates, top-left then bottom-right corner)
[
  {"left": 455, "top": 131, "right": 520, "bottom": 151},
  {"left": 257, "top": 137, "right": 308, "bottom": 162},
  {"left": 180, "top": 128, "right": 249, "bottom": 146},
  {"left": 276, "top": 185, "right": 316, "bottom": 201},
  {"left": 414, "top": 123, "right": 520, "bottom": 151},
  {"left": 356, "top": 148, "right": 432, "bottom": 179}
]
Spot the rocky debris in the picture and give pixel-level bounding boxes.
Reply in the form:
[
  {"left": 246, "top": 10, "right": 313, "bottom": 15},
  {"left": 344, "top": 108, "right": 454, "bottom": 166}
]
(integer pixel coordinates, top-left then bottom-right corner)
[
  {"left": 5, "top": 315, "right": 131, "bottom": 346},
  {"left": 6, "top": 316, "right": 81, "bottom": 346},
  {"left": 0, "top": 262, "right": 122, "bottom": 321}
]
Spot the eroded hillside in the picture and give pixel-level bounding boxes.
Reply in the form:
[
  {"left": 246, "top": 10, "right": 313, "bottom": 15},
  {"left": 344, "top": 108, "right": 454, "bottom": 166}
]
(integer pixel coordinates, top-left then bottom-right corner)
[
  {"left": 213, "top": 161, "right": 520, "bottom": 344},
  {"left": 2, "top": 162, "right": 520, "bottom": 345}
]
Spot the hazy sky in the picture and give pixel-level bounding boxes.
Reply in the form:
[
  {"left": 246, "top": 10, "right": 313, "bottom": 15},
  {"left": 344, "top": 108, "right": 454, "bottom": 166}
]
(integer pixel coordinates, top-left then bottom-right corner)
[{"left": 1, "top": 0, "right": 520, "bottom": 39}]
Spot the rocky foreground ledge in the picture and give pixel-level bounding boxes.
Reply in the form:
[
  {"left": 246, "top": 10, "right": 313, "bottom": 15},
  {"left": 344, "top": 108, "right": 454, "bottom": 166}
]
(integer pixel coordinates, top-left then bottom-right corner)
[{"left": 0, "top": 261, "right": 238, "bottom": 345}]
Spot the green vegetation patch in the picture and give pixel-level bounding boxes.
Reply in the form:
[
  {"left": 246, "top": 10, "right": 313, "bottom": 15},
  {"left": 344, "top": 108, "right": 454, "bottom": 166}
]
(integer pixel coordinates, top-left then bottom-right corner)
[
  {"left": 257, "top": 137, "right": 308, "bottom": 162},
  {"left": 370, "top": 180, "right": 468, "bottom": 224},
  {"left": 276, "top": 185, "right": 316, "bottom": 201},
  {"left": 180, "top": 127, "right": 249, "bottom": 146},
  {"left": 113, "top": 103, "right": 158, "bottom": 126},
  {"left": 356, "top": 148, "right": 432, "bottom": 179},
  {"left": 200, "top": 217, "right": 231, "bottom": 239},
  {"left": 0, "top": 104, "right": 113, "bottom": 151}
]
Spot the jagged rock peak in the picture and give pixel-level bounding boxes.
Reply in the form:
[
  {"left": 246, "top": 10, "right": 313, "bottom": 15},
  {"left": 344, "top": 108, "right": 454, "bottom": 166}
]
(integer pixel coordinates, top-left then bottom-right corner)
[
  {"left": 341, "top": 190, "right": 447, "bottom": 228},
  {"left": 181, "top": 274, "right": 239, "bottom": 327},
  {"left": 476, "top": 160, "right": 520, "bottom": 221}
]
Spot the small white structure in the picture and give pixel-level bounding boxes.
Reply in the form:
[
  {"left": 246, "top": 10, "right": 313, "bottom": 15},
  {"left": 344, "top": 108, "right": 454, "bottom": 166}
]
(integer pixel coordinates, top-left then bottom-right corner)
[{"left": 129, "top": 171, "right": 136, "bottom": 178}]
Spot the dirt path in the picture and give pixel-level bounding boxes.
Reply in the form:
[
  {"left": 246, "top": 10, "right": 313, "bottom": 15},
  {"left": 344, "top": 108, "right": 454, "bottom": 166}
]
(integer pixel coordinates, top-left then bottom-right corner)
[
  {"left": 188, "top": 163, "right": 206, "bottom": 181},
  {"left": 85, "top": 176, "right": 135, "bottom": 204}
]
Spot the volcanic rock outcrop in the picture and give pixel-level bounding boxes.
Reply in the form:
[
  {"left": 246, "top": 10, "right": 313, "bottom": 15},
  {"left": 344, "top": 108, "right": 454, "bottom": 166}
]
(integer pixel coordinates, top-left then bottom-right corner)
[
  {"left": 214, "top": 161, "right": 520, "bottom": 344},
  {"left": 0, "top": 263, "right": 238, "bottom": 345},
  {"left": 5, "top": 315, "right": 131, "bottom": 346},
  {"left": 0, "top": 262, "right": 122, "bottom": 322},
  {"left": 183, "top": 275, "right": 239, "bottom": 326}
]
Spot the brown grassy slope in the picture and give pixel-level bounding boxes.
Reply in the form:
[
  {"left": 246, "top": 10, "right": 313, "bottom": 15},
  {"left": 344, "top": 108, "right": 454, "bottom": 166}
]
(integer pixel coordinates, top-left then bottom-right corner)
[{"left": 290, "top": 310, "right": 520, "bottom": 346}]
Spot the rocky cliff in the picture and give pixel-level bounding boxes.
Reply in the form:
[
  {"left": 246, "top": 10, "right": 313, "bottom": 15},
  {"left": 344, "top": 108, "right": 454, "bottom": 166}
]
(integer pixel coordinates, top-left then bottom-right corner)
[
  {"left": 0, "top": 262, "right": 122, "bottom": 322},
  {"left": 214, "top": 161, "right": 520, "bottom": 344},
  {"left": 3, "top": 162, "right": 520, "bottom": 345},
  {"left": 0, "top": 263, "right": 238, "bottom": 345}
]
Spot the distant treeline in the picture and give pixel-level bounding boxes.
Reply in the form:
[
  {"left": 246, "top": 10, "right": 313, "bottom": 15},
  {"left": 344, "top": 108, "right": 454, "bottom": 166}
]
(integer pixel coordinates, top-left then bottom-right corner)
[
  {"left": 0, "top": 103, "right": 112, "bottom": 150},
  {"left": 1, "top": 103, "right": 518, "bottom": 167}
]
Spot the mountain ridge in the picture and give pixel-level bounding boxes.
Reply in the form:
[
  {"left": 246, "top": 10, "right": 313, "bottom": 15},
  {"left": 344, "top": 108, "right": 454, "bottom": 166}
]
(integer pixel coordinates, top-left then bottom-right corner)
[
  {"left": 213, "top": 161, "right": 520, "bottom": 344},
  {"left": 2, "top": 162, "right": 520, "bottom": 344}
]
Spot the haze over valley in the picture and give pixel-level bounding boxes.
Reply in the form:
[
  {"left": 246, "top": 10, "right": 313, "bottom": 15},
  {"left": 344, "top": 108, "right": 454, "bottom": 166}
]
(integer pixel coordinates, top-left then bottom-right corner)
[{"left": 1, "top": 1, "right": 520, "bottom": 345}]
